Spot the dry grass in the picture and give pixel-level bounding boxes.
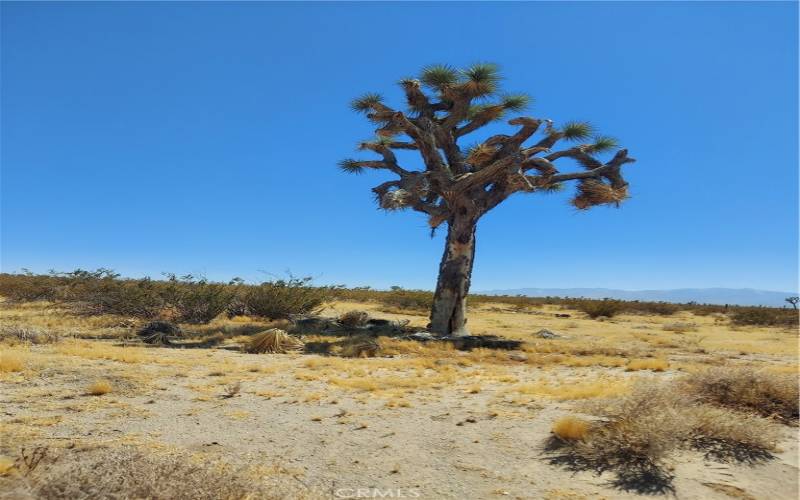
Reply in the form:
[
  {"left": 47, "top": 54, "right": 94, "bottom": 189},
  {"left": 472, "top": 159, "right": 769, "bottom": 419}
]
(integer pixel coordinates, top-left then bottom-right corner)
[
  {"left": 0, "top": 456, "right": 13, "bottom": 476},
  {"left": 0, "top": 350, "right": 24, "bottom": 372},
  {"left": 508, "top": 378, "right": 631, "bottom": 400},
  {"left": 662, "top": 322, "right": 698, "bottom": 333},
  {"left": 626, "top": 358, "right": 669, "bottom": 372},
  {"left": 0, "top": 446, "right": 305, "bottom": 500},
  {"left": 551, "top": 417, "right": 590, "bottom": 440},
  {"left": 547, "top": 381, "right": 782, "bottom": 493},
  {"left": 245, "top": 329, "right": 304, "bottom": 354},
  {"left": 86, "top": 379, "right": 113, "bottom": 395},
  {"left": 683, "top": 367, "right": 799, "bottom": 423}
]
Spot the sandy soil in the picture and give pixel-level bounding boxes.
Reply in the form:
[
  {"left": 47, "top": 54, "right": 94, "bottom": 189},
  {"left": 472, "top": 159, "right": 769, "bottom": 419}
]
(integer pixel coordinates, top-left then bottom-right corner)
[{"left": 1, "top": 301, "right": 798, "bottom": 499}]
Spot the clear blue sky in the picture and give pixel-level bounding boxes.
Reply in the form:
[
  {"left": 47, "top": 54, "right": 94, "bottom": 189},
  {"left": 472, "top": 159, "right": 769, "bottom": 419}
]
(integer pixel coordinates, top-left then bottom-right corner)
[{"left": 1, "top": 2, "right": 797, "bottom": 292}]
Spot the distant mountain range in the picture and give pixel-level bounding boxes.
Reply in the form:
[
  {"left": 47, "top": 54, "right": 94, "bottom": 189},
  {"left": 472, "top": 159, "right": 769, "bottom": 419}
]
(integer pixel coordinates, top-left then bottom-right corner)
[{"left": 476, "top": 287, "right": 798, "bottom": 307}]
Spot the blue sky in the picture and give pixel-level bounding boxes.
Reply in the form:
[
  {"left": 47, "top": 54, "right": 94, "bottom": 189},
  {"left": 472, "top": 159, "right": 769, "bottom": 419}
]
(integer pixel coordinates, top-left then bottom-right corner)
[{"left": 1, "top": 2, "right": 797, "bottom": 292}]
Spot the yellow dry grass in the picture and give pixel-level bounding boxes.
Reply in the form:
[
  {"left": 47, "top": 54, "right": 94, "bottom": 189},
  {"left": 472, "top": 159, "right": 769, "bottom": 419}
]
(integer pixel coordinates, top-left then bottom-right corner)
[
  {"left": 87, "top": 379, "right": 113, "bottom": 395},
  {"left": 552, "top": 416, "right": 591, "bottom": 440},
  {"left": 626, "top": 358, "right": 670, "bottom": 371},
  {"left": 0, "top": 456, "right": 14, "bottom": 476},
  {"left": 0, "top": 351, "right": 24, "bottom": 372}
]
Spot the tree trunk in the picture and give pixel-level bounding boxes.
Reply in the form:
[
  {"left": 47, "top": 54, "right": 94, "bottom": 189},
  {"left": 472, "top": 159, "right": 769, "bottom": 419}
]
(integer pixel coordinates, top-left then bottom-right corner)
[{"left": 429, "top": 215, "right": 477, "bottom": 337}]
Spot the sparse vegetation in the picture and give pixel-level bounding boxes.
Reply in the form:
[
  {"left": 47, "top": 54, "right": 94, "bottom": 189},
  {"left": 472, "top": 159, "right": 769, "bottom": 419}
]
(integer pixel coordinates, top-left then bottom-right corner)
[
  {"left": 0, "top": 446, "right": 293, "bottom": 500},
  {"left": 683, "top": 368, "right": 799, "bottom": 423},
  {"left": 626, "top": 358, "right": 669, "bottom": 372},
  {"left": 551, "top": 416, "right": 590, "bottom": 440},
  {"left": 0, "top": 351, "right": 24, "bottom": 372},
  {"left": 548, "top": 381, "right": 781, "bottom": 493},
  {"left": 86, "top": 379, "right": 113, "bottom": 395}
]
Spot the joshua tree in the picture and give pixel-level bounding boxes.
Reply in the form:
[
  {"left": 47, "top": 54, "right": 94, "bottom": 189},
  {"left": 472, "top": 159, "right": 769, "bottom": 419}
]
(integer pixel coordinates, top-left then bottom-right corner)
[
  {"left": 340, "top": 64, "right": 635, "bottom": 336},
  {"left": 786, "top": 296, "right": 799, "bottom": 310}
]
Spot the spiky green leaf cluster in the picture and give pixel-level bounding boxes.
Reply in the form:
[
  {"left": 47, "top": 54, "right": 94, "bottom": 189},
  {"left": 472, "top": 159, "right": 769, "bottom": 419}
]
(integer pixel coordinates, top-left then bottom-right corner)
[
  {"left": 500, "top": 94, "right": 531, "bottom": 112},
  {"left": 588, "top": 135, "right": 619, "bottom": 153},
  {"left": 461, "top": 62, "right": 501, "bottom": 96},
  {"left": 561, "top": 121, "right": 595, "bottom": 141},
  {"left": 350, "top": 93, "right": 383, "bottom": 114},
  {"left": 420, "top": 64, "right": 460, "bottom": 90},
  {"left": 338, "top": 159, "right": 363, "bottom": 174}
]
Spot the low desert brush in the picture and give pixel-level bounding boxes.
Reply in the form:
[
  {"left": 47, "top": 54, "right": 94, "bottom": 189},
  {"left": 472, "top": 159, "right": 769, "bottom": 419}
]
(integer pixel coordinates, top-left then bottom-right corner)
[
  {"left": 245, "top": 329, "right": 304, "bottom": 354},
  {"left": 338, "top": 310, "right": 370, "bottom": 328},
  {"left": 0, "top": 446, "right": 297, "bottom": 500},
  {"left": 551, "top": 417, "right": 591, "bottom": 441},
  {"left": 547, "top": 381, "right": 781, "bottom": 492},
  {"left": 87, "top": 379, "right": 113, "bottom": 395},
  {"left": 683, "top": 367, "right": 799, "bottom": 423},
  {"left": 337, "top": 335, "right": 380, "bottom": 358}
]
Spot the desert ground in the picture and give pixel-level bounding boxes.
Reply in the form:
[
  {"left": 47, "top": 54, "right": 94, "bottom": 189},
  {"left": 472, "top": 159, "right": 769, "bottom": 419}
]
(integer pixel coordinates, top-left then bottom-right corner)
[{"left": 1, "top": 298, "right": 798, "bottom": 499}]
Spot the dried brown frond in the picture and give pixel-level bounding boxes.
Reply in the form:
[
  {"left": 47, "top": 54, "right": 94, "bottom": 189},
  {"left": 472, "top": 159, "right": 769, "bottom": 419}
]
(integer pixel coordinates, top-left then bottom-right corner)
[
  {"left": 571, "top": 180, "right": 628, "bottom": 210},
  {"left": 466, "top": 143, "right": 496, "bottom": 166},
  {"left": 245, "top": 329, "right": 304, "bottom": 354}
]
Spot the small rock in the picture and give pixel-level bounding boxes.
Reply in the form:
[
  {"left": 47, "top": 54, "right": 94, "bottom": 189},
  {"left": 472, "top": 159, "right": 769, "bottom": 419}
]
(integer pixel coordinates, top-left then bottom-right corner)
[
  {"left": 554, "top": 313, "right": 571, "bottom": 318},
  {"left": 535, "top": 329, "right": 562, "bottom": 339},
  {"left": 509, "top": 353, "right": 528, "bottom": 362}
]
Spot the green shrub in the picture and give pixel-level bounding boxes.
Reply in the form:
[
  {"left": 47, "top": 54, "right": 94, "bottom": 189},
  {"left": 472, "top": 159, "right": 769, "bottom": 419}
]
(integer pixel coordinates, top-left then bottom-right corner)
[
  {"left": 572, "top": 299, "right": 625, "bottom": 319},
  {"left": 241, "top": 278, "right": 331, "bottom": 319},
  {"left": 730, "top": 307, "right": 798, "bottom": 328},
  {"left": 162, "top": 274, "right": 235, "bottom": 324}
]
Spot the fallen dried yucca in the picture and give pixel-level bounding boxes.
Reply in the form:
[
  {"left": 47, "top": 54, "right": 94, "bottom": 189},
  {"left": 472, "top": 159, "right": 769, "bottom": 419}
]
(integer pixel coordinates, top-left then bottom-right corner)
[{"left": 246, "top": 329, "right": 304, "bottom": 354}]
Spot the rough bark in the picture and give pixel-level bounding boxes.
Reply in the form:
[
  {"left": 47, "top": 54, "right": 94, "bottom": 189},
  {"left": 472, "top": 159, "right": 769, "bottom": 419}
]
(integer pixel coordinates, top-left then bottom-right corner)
[{"left": 429, "top": 214, "right": 477, "bottom": 336}]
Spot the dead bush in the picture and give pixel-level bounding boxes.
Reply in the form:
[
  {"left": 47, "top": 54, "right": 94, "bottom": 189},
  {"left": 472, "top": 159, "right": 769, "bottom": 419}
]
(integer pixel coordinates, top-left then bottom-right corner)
[
  {"left": 338, "top": 310, "right": 370, "bottom": 328},
  {"left": 245, "top": 329, "right": 304, "bottom": 354},
  {"left": 683, "top": 367, "right": 799, "bottom": 423},
  {"left": 0, "top": 325, "right": 60, "bottom": 345},
  {"left": 547, "top": 381, "right": 780, "bottom": 494},
  {"left": 337, "top": 335, "right": 380, "bottom": 358},
  {"left": 0, "top": 446, "right": 298, "bottom": 499}
]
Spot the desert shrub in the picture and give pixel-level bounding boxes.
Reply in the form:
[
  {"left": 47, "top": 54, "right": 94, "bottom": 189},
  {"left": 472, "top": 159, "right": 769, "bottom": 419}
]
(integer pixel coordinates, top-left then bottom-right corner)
[
  {"left": 0, "top": 271, "right": 60, "bottom": 302},
  {"left": 730, "top": 307, "right": 798, "bottom": 328},
  {"left": 572, "top": 299, "right": 625, "bottom": 319},
  {"left": 627, "top": 301, "right": 680, "bottom": 315},
  {"left": 547, "top": 382, "right": 780, "bottom": 493},
  {"left": 1, "top": 446, "right": 293, "bottom": 500},
  {"left": 337, "top": 335, "right": 380, "bottom": 358},
  {"left": 242, "top": 278, "right": 331, "bottom": 319},
  {"left": 683, "top": 368, "right": 799, "bottom": 423},
  {"left": 338, "top": 310, "right": 370, "bottom": 328},
  {"left": 0, "top": 325, "right": 60, "bottom": 345},
  {"left": 162, "top": 274, "right": 235, "bottom": 324},
  {"left": 381, "top": 289, "right": 433, "bottom": 311}
]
